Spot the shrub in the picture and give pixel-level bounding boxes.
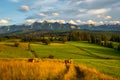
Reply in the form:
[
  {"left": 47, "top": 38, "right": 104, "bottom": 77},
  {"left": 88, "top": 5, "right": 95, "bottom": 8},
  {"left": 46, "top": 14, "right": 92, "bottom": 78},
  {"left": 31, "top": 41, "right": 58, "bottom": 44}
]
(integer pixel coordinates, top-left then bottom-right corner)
[
  {"left": 14, "top": 42, "right": 19, "bottom": 47},
  {"left": 48, "top": 55, "right": 54, "bottom": 59},
  {"left": 62, "top": 36, "right": 68, "bottom": 44},
  {"left": 42, "top": 39, "right": 50, "bottom": 45}
]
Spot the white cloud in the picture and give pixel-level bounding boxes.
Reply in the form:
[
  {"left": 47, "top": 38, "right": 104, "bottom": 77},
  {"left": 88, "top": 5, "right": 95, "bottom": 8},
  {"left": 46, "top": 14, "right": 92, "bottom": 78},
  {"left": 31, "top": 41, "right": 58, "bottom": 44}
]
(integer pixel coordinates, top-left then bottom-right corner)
[
  {"left": 39, "top": 13, "right": 47, "bottom": 16},
  {"left": 21, "top": 5, "right": 30, "bottom": 11},
  {"left": 57, "top": 20, "right": 66, "bottom": 24},
  {"left": 87, "top": 20, "right": 96, "bottom": 24},
  {"left": 25, "top": 0, "right": 119, "bottom": 23},
  {"left": 98, "top": 21, "right": 104, "bottom": 25},
  {"left": 76, "top": 20, "right": 105, "bottom": 25},
  {"left": 38, "top": 20, "right": 45, "bottom": 23},
  {"left": 52, "top": 13, "right": 59, "bottom": 16},
  {"left": 0, "top": 20, "right": 8, "bottom": 24},
  {"left": 76, "top": 20, "right": 86, "bottom": 24},
  {"left": 109, "top": 21, "right": 120, "bottom": 24},
  {"left": 87, "top": 20, "right": 105, "bottom": 25},
  {"left": 39, "top": 20, "right": 66, "bottom": 24},
  {"left": 76, "top": 20, "right": 81, "bottom": 23},
  {"left": 37, "top": 19, "right": 120, "bottom": 25},
  {"left": 87, "top": 8, "right": 111, "bottom": 14},
  {"left": 26, "top": 19, "right": 35, "bottom": 23},
  {"left": 70, "top": 26, "right": 76, "bottom": 29},
  {"left": 105, "top": 16, "right": 112, "bottom": 20},
  {"left": 94, "top": 21, "right": 104, "bottom": 25},
  {"left": 69, "top": 20, "right": 76, "bottom": 24},
  {"left": 46, "top": 20, "right": 56, "bottom": 23}
]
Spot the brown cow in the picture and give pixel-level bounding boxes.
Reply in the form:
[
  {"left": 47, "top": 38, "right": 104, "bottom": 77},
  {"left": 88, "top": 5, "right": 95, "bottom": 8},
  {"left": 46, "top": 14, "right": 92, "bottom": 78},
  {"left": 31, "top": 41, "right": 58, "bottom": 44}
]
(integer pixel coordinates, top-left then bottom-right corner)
[
  {"left": 28, "top": 58, "right": 35, "bottom": 62},
  {"left": 28, "top": 58, "right": 40, "bottom": 62},
  {"left": 65, "top": 59, "right": 72, "bottom": 64}
]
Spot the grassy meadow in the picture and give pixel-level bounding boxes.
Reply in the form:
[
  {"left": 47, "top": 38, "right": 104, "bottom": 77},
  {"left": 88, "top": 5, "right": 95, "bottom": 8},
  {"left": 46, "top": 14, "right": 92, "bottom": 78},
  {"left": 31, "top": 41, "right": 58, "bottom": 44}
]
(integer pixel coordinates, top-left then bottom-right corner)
[
  {"left": 0, "top": 42, "right": 33, "bottom": 58},
  {"left": 0, "top": 40, "right": 120, "bottom": 79}
]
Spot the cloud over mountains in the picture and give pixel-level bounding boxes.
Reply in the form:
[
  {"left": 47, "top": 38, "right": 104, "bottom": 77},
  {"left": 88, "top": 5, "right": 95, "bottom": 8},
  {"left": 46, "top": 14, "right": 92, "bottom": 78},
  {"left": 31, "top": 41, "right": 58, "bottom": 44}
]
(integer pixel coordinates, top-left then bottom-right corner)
[{"left": 0, "top": 0, "right": 120, "bottom": 25}]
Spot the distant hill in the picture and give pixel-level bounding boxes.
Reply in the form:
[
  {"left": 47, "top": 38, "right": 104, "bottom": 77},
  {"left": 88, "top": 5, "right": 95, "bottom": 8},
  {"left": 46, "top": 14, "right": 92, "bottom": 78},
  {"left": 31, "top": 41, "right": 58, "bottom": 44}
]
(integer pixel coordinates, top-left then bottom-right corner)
[
  {"left": 79, "top": 24, "right": 120, "bottom": 31},
  {"left": 0, "top": 22, "right": 78, "bottom": 34},
  {"left": 0, "top": 21, "right": 120, "bottom": 34}
]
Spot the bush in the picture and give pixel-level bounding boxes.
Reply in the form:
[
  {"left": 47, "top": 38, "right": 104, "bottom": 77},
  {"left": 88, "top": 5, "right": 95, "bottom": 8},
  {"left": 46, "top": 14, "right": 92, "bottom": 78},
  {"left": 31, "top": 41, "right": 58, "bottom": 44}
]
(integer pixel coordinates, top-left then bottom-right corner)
[
  {"left": 104, "top": 40, "right": 108, "bottom": 46},
  {"left": 42, "top": 39, "right": 50, "bottom": 45},
  {"left": 48, "top": 55, "right": 54, "bottom": 59},
  {"left": 14, "top": 42, "right": 19, "bottom": 47},
  {"left": 62, "top": 36, "right": 68, "bottom": 44}
]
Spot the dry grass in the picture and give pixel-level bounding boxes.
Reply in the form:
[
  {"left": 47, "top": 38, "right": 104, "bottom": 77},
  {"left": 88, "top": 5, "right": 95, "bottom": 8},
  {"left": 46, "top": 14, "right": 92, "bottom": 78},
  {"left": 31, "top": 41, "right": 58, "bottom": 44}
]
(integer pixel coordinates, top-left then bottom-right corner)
[
  {"left": 75, "top": 64, "right": 117, "bottom": 80},
  {"left": 0, "top": 59, "right": 118, "bottom": 80},
  {"left": 0, "top": 60, "right": 66, "bottom": 80},
  {"left": 62, "top": 64, "right": 77, "bottom": 80}
]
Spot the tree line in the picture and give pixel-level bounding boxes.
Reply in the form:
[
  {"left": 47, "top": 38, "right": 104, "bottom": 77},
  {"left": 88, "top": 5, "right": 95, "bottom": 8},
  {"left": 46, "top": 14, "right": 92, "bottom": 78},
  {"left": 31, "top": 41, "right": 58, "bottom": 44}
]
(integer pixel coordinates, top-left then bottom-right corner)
[{"left": 0, "top": 31, "right": 120, "bottom": 50}]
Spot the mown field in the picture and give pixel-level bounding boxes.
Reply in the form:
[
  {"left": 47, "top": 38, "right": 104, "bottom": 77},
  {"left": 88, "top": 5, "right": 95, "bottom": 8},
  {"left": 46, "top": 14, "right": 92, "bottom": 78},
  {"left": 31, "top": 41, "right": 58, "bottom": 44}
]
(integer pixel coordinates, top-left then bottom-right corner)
[{"left": 0, "top": 41, "right": 120, "bottom": 79}]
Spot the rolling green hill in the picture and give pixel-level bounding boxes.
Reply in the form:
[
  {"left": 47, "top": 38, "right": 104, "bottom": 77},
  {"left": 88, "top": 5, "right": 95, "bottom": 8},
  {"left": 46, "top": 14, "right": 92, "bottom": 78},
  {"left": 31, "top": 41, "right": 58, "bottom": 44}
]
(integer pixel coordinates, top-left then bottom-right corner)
[{"left": 0, "top": 41, "right": 120, "bottom": 78}]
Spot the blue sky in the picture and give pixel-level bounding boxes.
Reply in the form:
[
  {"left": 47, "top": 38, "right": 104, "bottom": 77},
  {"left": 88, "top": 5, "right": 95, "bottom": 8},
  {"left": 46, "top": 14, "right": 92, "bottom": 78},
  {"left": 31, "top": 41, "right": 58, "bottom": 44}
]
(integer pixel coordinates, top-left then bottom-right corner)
[{"left": 0, "top": 0, "right": 120, "bottom": 25}]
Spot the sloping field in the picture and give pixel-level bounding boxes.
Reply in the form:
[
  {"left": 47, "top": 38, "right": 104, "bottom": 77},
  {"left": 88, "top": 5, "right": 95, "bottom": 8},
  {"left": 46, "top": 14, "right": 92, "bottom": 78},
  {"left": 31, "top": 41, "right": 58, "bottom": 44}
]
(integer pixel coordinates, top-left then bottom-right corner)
[
  {"left": 74, "top": 59, "right": 120, "bottom": 78},
  {"left": 68, "top": 41, "right": 120, "bottom": 59},
  {"left": 0, "top": 59, "right": 117, "bottom": 80},
  {"left": 0, "top": 42, "right": 33, "bottom": 58},
  {"left": 31, "top": 42, "right": 96, "bottom": 59},
  {"left": 0, "top": 41, "right": 120, "bottom": 78},
  {"left": 30, "top": 42, "right": 120, "bottom": 78}
]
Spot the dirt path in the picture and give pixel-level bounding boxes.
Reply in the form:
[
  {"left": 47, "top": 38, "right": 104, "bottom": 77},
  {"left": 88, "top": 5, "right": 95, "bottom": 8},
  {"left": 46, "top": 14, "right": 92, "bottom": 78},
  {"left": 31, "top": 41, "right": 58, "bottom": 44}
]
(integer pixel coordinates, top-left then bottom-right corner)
[{"left": 62, "top": 64, "right": 85, "bottom": 80}]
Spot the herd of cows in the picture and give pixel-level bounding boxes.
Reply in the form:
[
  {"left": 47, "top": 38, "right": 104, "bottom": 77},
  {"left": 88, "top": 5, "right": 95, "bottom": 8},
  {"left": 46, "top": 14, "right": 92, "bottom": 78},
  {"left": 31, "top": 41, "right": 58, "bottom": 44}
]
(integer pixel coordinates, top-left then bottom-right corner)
[{"left": 28, "top": 58, "right": 72, "bottom": 65}]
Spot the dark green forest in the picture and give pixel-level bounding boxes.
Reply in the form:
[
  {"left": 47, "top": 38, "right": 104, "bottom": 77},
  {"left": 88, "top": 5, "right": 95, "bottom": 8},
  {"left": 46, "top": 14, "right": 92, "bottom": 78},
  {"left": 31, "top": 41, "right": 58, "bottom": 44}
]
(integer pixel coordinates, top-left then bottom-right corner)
[{"left": 0, "top": 30, "right": 120, "bottom": 50}]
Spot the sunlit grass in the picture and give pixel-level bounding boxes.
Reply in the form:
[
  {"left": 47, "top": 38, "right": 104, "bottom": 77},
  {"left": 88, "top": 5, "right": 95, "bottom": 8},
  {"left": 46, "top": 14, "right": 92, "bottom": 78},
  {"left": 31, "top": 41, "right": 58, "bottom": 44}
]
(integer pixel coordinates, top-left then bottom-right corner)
[
  {"left": 68, "top": 41, "right": 120, "bottom": 59},
  {"left": 31, "top": 42, "right": 96, "bottom": 59},
  {"left": 0, "top": 42, "right": 33, "bottom": 58},
  {"left": 0, "top": 59, "right": 66, "bottom": 80},
  {"left": 0, "top": 59, "right": 117, "bottom": 80},
  {"left": 0, "top": 41, "right": 120, "bottom": 79},
  {"left": 74, "top": 59, "right": 120, "bottom": 78}
]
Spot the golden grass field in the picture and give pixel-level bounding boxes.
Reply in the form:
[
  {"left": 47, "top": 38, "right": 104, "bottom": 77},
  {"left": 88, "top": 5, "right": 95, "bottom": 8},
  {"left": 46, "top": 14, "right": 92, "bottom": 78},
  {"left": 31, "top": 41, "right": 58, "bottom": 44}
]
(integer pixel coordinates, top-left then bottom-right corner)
[{"left": 0, "top": 59, "right": 118, "bottom": 80}]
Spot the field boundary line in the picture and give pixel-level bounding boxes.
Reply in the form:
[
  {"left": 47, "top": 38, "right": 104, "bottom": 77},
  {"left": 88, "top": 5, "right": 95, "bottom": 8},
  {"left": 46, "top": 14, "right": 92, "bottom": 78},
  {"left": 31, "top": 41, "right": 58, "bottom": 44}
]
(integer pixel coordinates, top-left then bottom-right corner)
[{"left": 69, "top": 44, "right": 113, "bottom": 59}]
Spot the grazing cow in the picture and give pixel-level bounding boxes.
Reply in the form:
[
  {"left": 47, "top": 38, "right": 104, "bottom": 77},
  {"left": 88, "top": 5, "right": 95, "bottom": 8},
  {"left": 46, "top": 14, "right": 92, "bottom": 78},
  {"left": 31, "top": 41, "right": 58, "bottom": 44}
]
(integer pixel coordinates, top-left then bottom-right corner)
[
  {"left": 28, "top": 58, "right": 40, "bottom": 62},
  {"left": 65, "top": 59, "right": 72, "bottom": 64},
  {"left": 28, "top": 58, "right": 35, "bottom": 62}
]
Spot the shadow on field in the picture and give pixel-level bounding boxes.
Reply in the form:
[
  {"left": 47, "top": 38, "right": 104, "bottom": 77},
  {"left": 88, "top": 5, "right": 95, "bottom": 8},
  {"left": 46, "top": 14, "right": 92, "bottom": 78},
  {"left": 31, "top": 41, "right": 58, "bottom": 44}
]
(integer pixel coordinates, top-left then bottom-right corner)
[
  {"left": 74, "top": 66, "right": 85, "bottom": 80},
  {"left": 4, "top": 44, "right": 14, "bottom": 47},
  {"left": 30, "top": 50, "right": 38, "bottom": 58},
  {"left": 60, "top": 65, "right": 70, "bottom": 80}
]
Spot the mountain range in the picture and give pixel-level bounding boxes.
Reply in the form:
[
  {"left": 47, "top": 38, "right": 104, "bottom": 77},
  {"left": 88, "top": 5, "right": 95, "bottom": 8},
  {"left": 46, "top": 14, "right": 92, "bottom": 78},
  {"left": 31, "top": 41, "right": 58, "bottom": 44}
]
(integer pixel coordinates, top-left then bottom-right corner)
[{"left": 0, "top": 21, "right": 120, "bottom": 34}]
